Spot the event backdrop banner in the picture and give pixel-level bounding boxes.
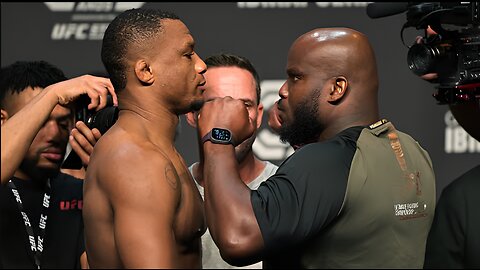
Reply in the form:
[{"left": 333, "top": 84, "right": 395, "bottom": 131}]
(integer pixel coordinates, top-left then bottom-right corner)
[{"left": 2, "top": 2, "right": 479, "bottom": 199}]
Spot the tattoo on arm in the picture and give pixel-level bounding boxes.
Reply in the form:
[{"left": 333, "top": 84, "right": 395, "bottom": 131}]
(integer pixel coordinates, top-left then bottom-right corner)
[{"left": 165, "top": 164, "right": 178, "bottom": 190}]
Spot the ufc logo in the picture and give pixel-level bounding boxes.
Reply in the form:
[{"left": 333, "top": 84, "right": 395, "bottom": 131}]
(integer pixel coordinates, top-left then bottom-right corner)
[{"left": 59, "top": 199, "right": 83, "bottom": 210}]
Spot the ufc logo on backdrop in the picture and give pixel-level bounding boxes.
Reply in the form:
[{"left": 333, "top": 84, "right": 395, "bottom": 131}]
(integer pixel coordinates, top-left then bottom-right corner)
[{"left": 44, "top": 2, "right": 146, "bottom": 40}]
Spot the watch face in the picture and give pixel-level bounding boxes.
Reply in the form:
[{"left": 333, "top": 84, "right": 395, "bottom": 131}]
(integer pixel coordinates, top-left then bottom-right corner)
[{"left": 212, "top": 128, "right": 231, "bottom": 142}]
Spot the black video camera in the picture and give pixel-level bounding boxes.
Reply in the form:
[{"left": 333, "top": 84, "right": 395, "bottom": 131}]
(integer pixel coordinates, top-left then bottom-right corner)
[
  {"left": 367, "top": 2, "right": 480, "bottom": 104},
  {"left": 61, "top": 94, "right": 119, "bottom": 169}
]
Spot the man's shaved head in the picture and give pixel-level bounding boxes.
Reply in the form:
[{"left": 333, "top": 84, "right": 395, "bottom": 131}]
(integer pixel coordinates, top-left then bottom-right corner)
[
  {"left": 278, "top": 27, "right": 380, "bottom": 145},
  {"left": 292, "top": 27, "right": 378, "bottom": 96}
]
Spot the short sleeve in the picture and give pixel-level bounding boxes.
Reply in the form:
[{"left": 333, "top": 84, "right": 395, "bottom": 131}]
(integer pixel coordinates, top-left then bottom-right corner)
[{"left": 251, "top": 142, "right": 352, "bottom": 255}]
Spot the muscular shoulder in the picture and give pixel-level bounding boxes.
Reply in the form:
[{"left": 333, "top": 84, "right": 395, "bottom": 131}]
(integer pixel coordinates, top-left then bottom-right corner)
[
  {"left": 89, "top": 131, "right": 180, "bottom": 199},
  {"left": 92, "top": 128, "right": 169, "bottom": 169},
  {"left": 281, "top": 134, "right": 357, "bottom": 172},
  {"left": 270, "top": 130, "right": 359, "bottom": 198},
  {"left": 395, "top": 129, "right": 433, "bottom": 164}
]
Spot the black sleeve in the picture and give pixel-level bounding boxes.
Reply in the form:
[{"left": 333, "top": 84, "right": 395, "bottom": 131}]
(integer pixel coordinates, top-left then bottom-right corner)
[
  {"left": 55, "top": 173, "right": 86, "bottom": 269},
  {"left": 423, "top": 176, "right": 467, "bottom": 268},
  {"left": 75, "top": 221, "right": 85, "bottom": 269},
  {"left": 251, "top": 142, "right": 350, "bottom": 255}
]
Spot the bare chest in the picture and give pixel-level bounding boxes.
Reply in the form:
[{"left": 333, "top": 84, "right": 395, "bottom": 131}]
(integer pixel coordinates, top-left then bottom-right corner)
[{"left": 173, "top": 164, "right": 206, "bottom": 244}]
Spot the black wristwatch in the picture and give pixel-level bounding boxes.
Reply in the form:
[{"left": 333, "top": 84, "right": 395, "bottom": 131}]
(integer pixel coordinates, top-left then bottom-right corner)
[{"left": 202, "top": 128, "right": 234, "bottom": 145}]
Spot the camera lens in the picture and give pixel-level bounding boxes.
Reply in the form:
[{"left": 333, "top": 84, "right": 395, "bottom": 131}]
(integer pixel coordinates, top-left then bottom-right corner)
[
  {"left": 407, "top": 43, "right": 442, "bottom": 76},
  {"left": 86, "top": 106, "right": 119, "bottom": 134}
]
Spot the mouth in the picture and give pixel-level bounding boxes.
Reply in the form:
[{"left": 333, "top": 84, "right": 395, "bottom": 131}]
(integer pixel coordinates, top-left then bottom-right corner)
[
  {"left": 41, "top": 147, "right": 64, "bottom": 162},
  {"left": 197, "top": 81, "right": 206, "bottom": 92},
  {"left": 276, "top": 99, "right": 284, "bottom": 111},
  {"left": 277, "top": 111, "right": 284, "bottom": 125},
  {"left": 275, "top": 100, "right": 285, "bottom": 124}
]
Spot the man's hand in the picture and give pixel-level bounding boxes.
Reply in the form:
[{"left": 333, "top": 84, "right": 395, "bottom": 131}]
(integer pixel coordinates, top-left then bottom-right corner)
[
  {"left": 197, "top": 96, "right": 254, "bottom": 147},
  {"left": 47, "top": 74, "right": 118, "bottom": 111},
  {"left": 69, "top": 121, "right": 102, "bottom": 168},
  {"left": 415, "top": 26, "right": 438, "bottom": 82}
]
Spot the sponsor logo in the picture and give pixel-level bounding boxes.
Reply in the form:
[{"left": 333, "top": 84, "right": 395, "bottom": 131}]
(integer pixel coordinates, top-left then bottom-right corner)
[
  {"left": 39, "top": 214, "right": 48, "bottom": 229},
  {"left": 12, "top": 189, "right": 22, "bottom": 204},
  {"left": 444, "top": 110, "right": 480, "bottom": 153},
  {"left": 60, "top": 199, "right": 83, "bottom": 210},
  {"left": 237, "top": 2, "right": 368, "bottom": 9},
  {"left": 44, "top": 2, "right": 146, "bottom": 40},
  {"left": 253, "top": 80, "right": 294, "bottom": 161},
  {"left": 21, "top": 211, "right": 32, "bottom": 227},
  {"left": 29, "top": 235, "right": 37, "bottom": 251},
  {"left": 42, "top": 194, "right": 50, "bottom": 208},
  {"left": 394, "top": 201, "right": 428, "bottom": 220},
  {"left": 37, "top": 237, "right": 44, "bottom": 252}
]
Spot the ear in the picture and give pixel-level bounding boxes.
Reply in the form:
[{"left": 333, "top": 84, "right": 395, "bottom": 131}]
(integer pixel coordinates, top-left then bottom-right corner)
[
  {"left": 185, "top": 111, "right": 198, "bottom": 128},
  {"left": 256, "top": 102, "right": 264, "bottom": 129},
  {"left": 134, "top": 60, "right": 154, "bottom": 85},
  {"left": 1, "top": 109, "right": 9, "bottom": 126},
  {"left": 328, "top": 76, "right": 348, "bottom": 103}
]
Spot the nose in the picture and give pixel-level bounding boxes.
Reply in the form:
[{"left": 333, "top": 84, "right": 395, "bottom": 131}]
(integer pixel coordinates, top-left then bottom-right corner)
[
  {"left": 195, "top": 54, "right": 207, "bottom": 74},
  {"left": 43, "top": 120, "right": 65, "bottom": 143},
  {"left": 279, "top": 81, "right": 288, "bottom": 99}
]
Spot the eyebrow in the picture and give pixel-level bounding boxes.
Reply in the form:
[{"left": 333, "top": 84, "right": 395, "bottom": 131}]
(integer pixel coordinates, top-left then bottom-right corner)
[
  {"left": 286, "top": 68, "right": 301, "bottom": 76},
  {"left": 53, "top": 111, "right": 73, "bottom": 121},
  {"left": 184, "top": 39, "right": 195, "bottom": 50}
]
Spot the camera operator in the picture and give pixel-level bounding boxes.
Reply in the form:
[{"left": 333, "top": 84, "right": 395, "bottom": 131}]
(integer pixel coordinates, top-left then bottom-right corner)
[
  {"left": 419, "top": 27, "right": 480, "bottom": 269},
  {"left": 367, "top": 3, "right": 480, "bottom": 267},
  {"left": 1, "top": 63, "right": 117, "bottom": 185},
  {"left": 0, "top": 60, "right": 117, "bottom": 268}
]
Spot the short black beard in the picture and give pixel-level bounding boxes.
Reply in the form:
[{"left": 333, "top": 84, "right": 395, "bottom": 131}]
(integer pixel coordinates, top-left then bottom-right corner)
[
  {"left": 19, "top": 158, "right": 60, "bottom": 181},
  {"left": 190, "top": 99, "right": 205, "bottom": 112},
  {"left": 279, "top": 89, "right": 323, "bottom": 147}
]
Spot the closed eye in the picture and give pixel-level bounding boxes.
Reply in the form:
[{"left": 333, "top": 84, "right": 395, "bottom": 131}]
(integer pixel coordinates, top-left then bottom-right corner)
[{"left": 184, "top": 52, "right": 195, "bottom": 59}]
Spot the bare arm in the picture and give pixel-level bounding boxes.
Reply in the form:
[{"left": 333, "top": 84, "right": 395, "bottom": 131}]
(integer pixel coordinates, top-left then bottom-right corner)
[
  {"left": 103, "top": 147, "right": 181, "bottom": 268},
  {"left": 203, "top": 143, "right": 265, "bottom": 265},
  {"left": 198, "top": 97, "right": 265, "bottom": 265},
  {"left": 1, "top": 75, "right": 116, "bottom": 184}
]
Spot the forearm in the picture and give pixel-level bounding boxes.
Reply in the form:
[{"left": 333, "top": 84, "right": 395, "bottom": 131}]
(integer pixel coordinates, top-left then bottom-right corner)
[
  {"left": 203, "top": 142, "right": 261, "bottom": 262},
  {"left": 1, "top": 89, "right": 58, "bottom": 184}
]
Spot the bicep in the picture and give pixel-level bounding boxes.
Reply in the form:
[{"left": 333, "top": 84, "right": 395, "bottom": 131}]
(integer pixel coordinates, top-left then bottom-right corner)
[
  {"left": 252, "top": 163, "right": 346, "bottom": 255},
  {"left": 107, "top": 160, "right": 180, "bottom": 268}
]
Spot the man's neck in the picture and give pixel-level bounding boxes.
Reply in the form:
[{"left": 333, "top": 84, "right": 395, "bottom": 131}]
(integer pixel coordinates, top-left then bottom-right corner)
[
  {"left": 117, "top": 108, "right": 180, "bottom": 145},
  {"left": 118, "top": 91, "right": 181, "bottom": 144},
  {"left": 318, "top": 116, "right": 378, "bottom": 142},
  {"left": 13, "top": 168, "right": 52, "bottom": 187},
  {"left": 237, "top": 153, "right": 266, "bottom": 186}
]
